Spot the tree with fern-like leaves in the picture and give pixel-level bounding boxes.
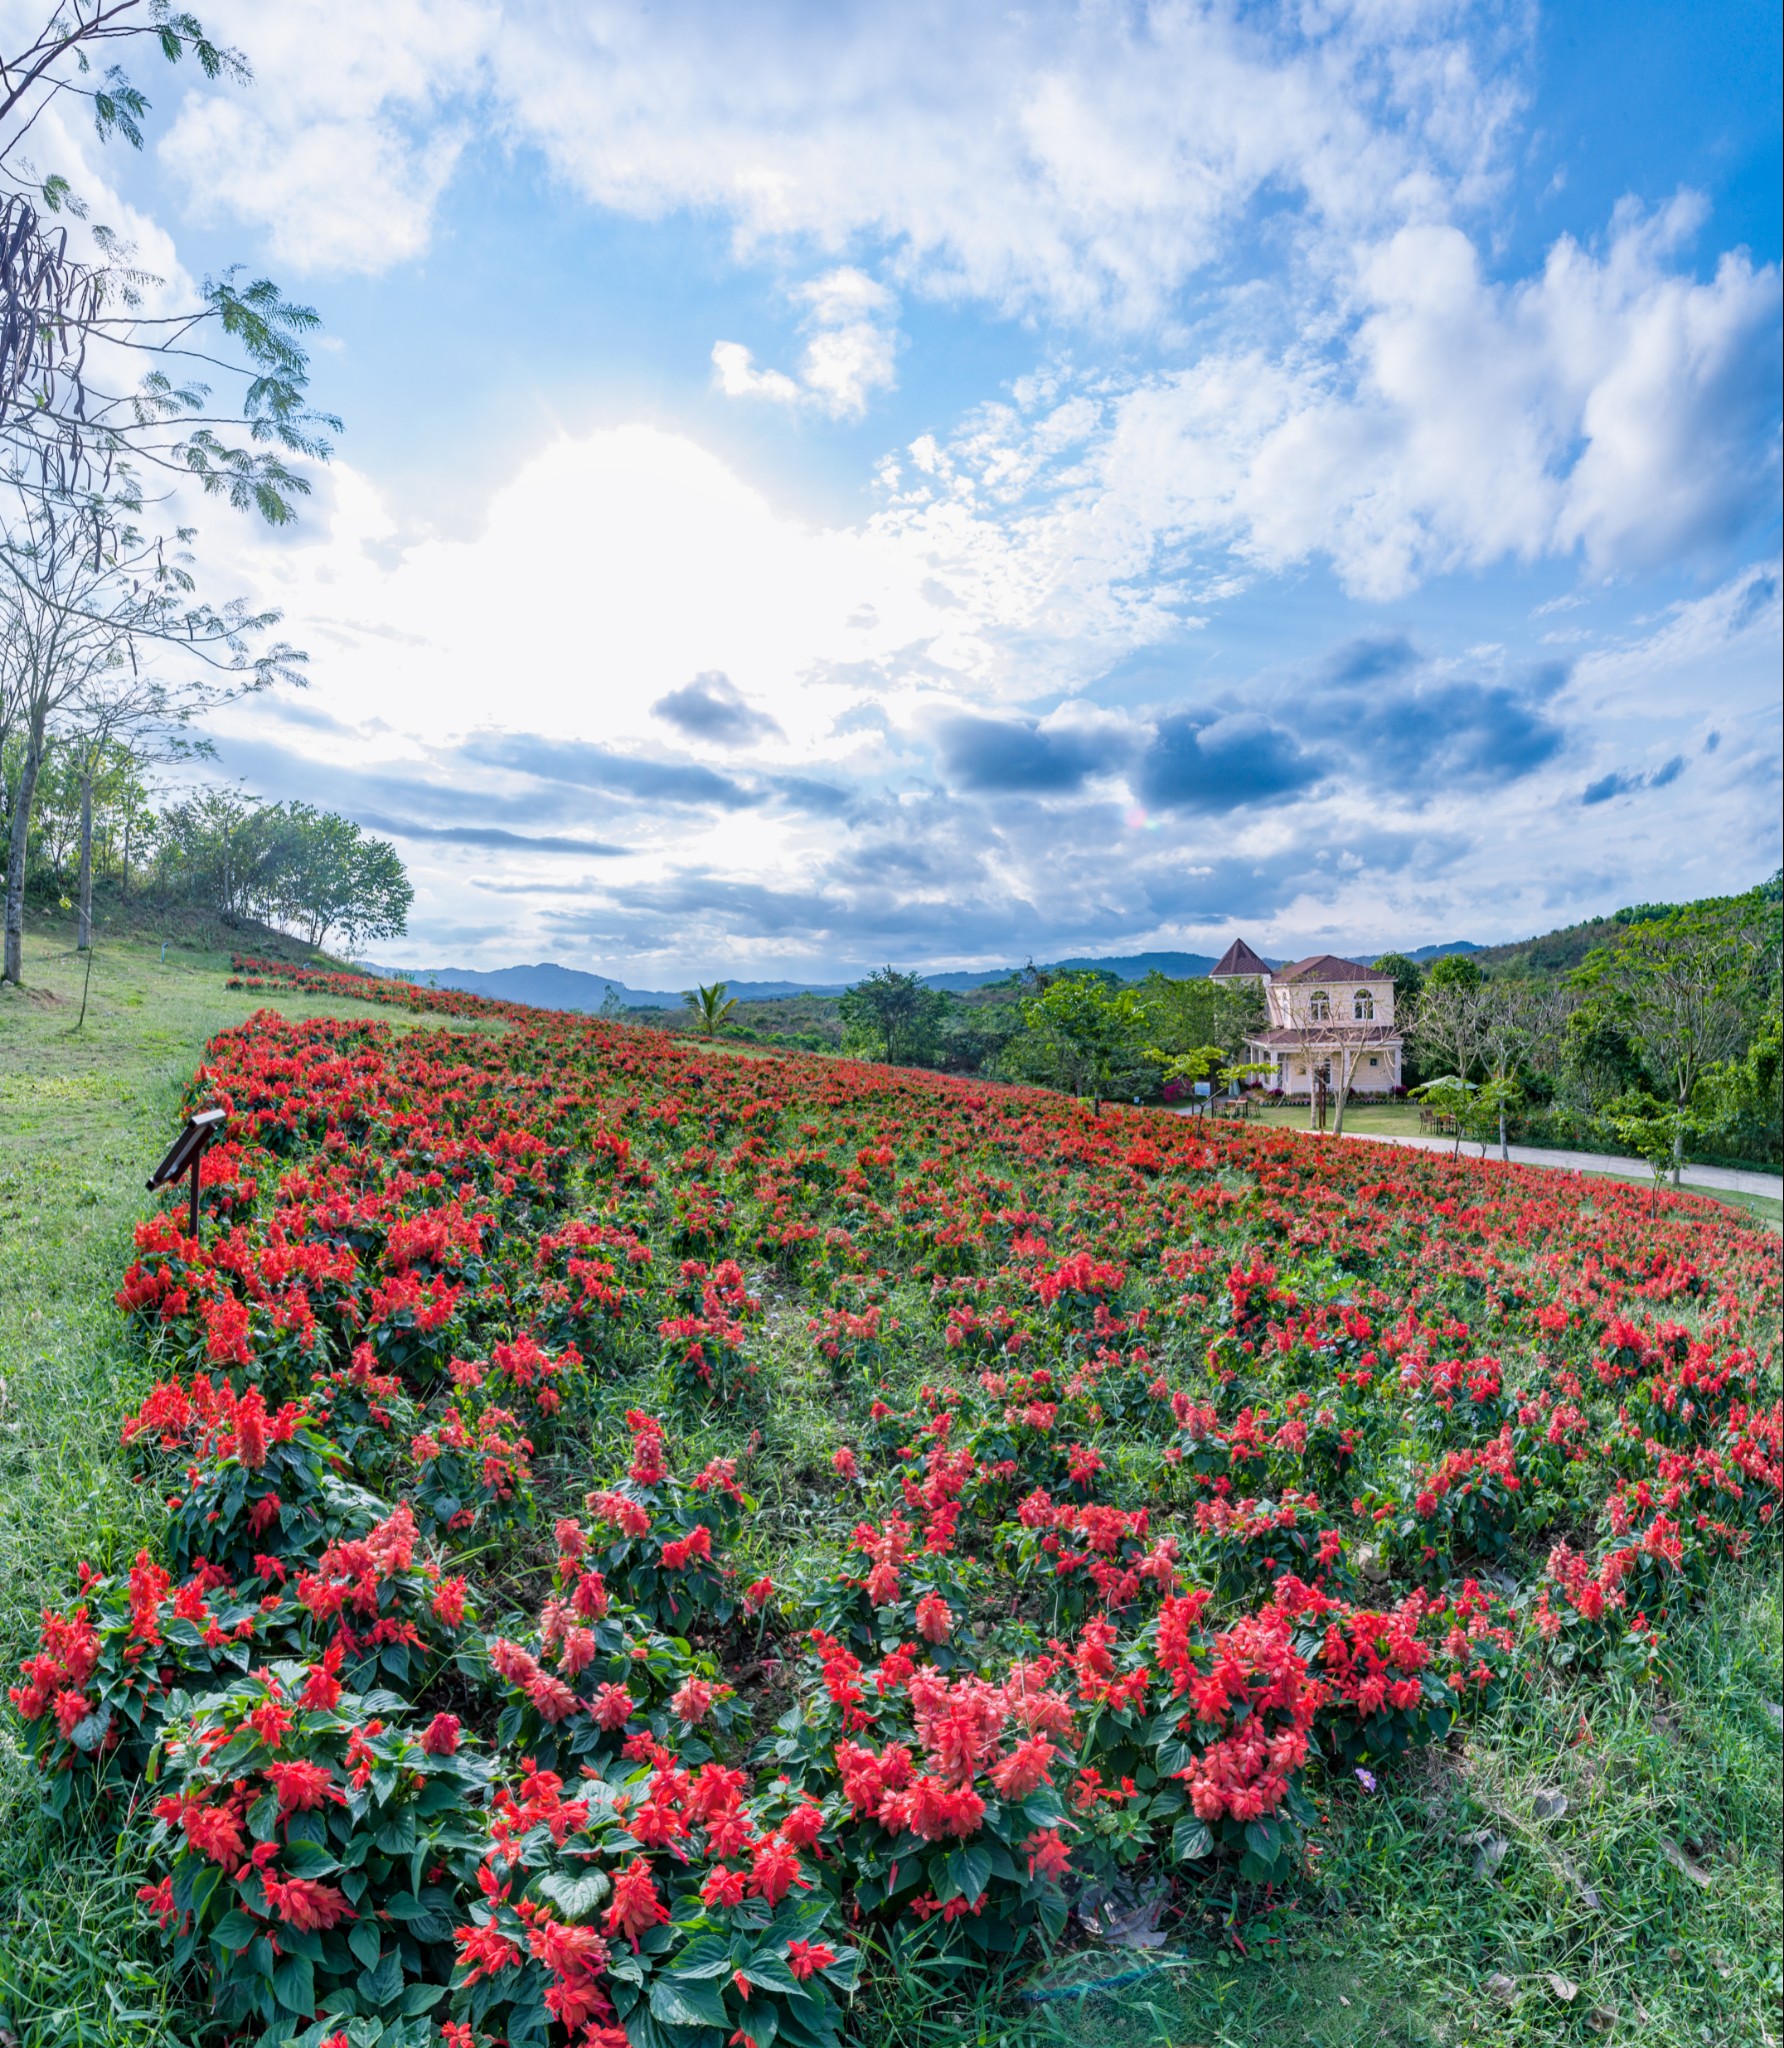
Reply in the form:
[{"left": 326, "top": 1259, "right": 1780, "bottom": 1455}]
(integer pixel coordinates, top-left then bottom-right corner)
[{"left": 685, "top": 981, "right": 738, "bottom": 1037}]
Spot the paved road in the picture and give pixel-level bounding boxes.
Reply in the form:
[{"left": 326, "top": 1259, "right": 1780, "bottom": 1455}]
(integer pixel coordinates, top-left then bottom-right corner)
[{"left": 1169, "top": 1110, "right": 1782, "bottom": 1201}]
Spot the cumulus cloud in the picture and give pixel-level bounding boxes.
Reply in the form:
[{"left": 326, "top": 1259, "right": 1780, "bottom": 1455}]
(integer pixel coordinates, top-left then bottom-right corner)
[
  {"left": 157, "top": 0, "right": 492, "bottom": 272},
  {"left": 884, "top": 201, "right": 1781, "bottom": 604},
  {"left": 147, "top": 5, "right": 1776, "bottom": 623},
  {"left": 486, "top": 1, "right": 1518, "bottom": 327},
  {"left": 153, "top": 2, "right": 1517, "bottom": 314},
  {"left": 1298, "top": 647, "right": 1569, "bottom": 791},
  {"left": 713, "top": 267, "right": 900, "bottom": 419}
]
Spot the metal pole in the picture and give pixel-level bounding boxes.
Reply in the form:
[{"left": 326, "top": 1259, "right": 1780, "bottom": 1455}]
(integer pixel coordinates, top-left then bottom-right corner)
[{"left": 189, "top": 1156, "right": 201, "bottom": 1240}]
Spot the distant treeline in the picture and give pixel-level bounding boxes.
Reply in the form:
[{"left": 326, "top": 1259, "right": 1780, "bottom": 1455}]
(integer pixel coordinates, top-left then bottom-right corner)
[
  {"left": 679, "top": 877, "right": 1782, "bottom": 1169},
  {"left": 6, "top": 734, "right": 412, "bottom": 954}
]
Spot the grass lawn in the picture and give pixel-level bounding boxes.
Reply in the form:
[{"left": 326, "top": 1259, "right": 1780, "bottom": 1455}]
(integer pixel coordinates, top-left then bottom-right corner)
[{"left": 1, "top": 927, "right": 1778, "bottom": 2048}]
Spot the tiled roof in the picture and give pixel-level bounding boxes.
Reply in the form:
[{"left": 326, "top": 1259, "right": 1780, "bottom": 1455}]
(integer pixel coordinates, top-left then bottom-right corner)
[
  {"left": 1209, "top": 937, "right": 1273, "bottom": 978},
  {"left": 1273, "top": 952, "right": 1379, "bottom": 983}
]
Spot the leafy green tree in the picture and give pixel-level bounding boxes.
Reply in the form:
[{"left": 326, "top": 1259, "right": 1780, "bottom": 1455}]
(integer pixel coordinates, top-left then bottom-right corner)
[
  {"left": 932, "top": 987, "right": 1025, "bottom": 1074},
  {"left": 1371, "top": 951, "right": 1425, "bottom": 1017},
  {"left": 0, "top": 6, "right": 336, "bottom": 518},
  {"left": 1560, "top": 1008, "right": 1651, "bottom": 1103},
  {"left": 281, "top": 806, "right": 411, "bottom": 952},
  {"left": 145, "top": 792, "right": 409, "bottom": 952},
  {"left": 1139, "top": 968, "right": 1264, "bottom": 1061},
  {"left": 1410, "top": 1075, "right": 1478, "bottom": 1158},
  {"left": 1014, "top": 970, "right": 1154, "bottom": 1114},
  {"left": 685, "top": 982, "right": 739, "bottom": 1038},
  {"left": 1597, "top": 1096, "right": 1706, "bottom": 1214},
  {"left": 1696, "top": 1003, "right": 1782, "bottom": 1165},
  {"left": 1424, "top": 952, "right": 1485, "bottom": 993},
  {"left": 1573, "top": 890, "right": 1779, "bottom": 1181},
  {"left": 1475, "top": 979, "right": 1570, "bottom": 1160},
  {"left": 839, "top": 966, "right": 942, "bottom": 1066}
]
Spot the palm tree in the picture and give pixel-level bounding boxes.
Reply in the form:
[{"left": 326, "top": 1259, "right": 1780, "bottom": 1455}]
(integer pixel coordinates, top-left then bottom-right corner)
[{"left": 686, "top": 981, "right": 738, "bottom": 1038}]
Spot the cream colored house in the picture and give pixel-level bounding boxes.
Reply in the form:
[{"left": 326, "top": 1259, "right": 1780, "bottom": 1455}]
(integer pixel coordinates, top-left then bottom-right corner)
[{"left": 1210, "top": 939, "right": 1403, "bottom": 1096}]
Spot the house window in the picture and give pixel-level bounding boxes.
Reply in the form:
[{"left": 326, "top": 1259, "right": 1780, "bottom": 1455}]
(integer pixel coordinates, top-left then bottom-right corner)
[
  {"left": 1368, "top": 1055, "right": 1379, "bottom": 1067},
  {"left": 1308, "top": 989, "right": 1331, "bottom": 1022},
  {"left": 1354, "top": 988, "right": 1375, "bottom": 1020}
]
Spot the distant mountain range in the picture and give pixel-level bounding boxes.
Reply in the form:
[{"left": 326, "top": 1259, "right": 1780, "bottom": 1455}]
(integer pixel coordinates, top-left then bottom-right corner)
[
  {"left": 384, "top": 939, "right": 1483, "bottom": 1013},
  {"left": 388, "top": 963, "right": 839, "bottom": 1010}
]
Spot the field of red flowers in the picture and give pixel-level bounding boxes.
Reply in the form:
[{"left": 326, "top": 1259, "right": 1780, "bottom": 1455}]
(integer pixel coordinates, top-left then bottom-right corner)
[{"left": 12, "top": 962, "right": 1780, "bottom": 2048}]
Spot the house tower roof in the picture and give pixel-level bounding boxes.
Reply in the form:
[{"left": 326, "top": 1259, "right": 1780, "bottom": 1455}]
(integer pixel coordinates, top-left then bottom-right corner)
[
  {"left": 1210, "top": 937, "right": 1273, "bottom": 980},
  {"left": 1274, "top": 952, "right": 1379, "bottom": 983}
]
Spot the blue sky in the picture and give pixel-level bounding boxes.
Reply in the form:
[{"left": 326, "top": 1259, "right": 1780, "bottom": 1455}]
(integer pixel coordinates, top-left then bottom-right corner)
[{"left": 60, "top": 0, "right": 1783, "bottom": 977}]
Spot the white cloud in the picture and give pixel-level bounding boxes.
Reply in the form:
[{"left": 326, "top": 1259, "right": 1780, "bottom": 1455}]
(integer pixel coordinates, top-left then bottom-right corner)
[
  {"left": 156, "top": 0, "right": 493, "bottom": 273},
  {"left": 710, "top": 343, "right": 801, "bottom": 406},
  {"left": 213, "top": 422, "right": 955, "bottom": 757},
  {"left": 486, "top": 1, "right": 1519, "bottom": 327},
  {"left": 713, "top": 266, "right": 900, "bottom": 419},
  {"left": 877, "top": 200, "right": 1782, "bottom": 603},
  {"left": 194, "top": 423, "right": 1779, "bottom": 976},
  {"left": 147, "top": 0, "right": 1515, "bottom": 313},
  {"left": 135, "top": 5, "right": 1777, "bottom": 606}
]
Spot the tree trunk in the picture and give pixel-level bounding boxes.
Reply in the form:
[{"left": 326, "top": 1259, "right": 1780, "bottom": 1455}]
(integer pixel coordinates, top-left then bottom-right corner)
[
  {"left": 1671, "top": 1099, "right": 1686, "bottom": 1186},
  {"left": 1498, "top": 1104, "right": 1508, "bottom": 1162},
  {"left": 77, "top": 764, "right": 94, "bottom": 950},
  {"left": 121, "top": 811, "right": 130, "bottom": 902},
  {"left": 3, "top": 704, "right": 47, "bottom": 987}
]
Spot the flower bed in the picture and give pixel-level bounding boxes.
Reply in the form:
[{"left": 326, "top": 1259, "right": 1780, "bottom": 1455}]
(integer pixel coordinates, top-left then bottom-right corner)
[{"left": 12, "top": 973, "right": 1780, "bottom": 2044}]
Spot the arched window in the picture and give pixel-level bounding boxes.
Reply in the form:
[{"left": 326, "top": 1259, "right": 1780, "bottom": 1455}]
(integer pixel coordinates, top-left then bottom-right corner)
[
  {"left": 1353, "top": 988, "right": 1375, "bottom": 1021},
  {"left": 1308, "top": 989, "right": 1330, "bottom": 1023}
]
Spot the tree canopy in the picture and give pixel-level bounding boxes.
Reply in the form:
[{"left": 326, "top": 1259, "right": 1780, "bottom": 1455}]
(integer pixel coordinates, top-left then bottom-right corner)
[{"left": 839, "top": 966, "right": 943, "bottom": 1066}]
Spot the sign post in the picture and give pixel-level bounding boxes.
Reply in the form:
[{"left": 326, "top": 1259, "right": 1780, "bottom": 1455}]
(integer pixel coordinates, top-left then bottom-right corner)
[{"left": 147, "top": 1107, "right": 228, "bottom": 1240}]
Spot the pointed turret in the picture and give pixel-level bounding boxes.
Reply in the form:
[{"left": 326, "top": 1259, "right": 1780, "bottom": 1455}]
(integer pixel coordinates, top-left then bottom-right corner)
[{"left": 1210, "top": 937, "right": 1272, "bottom": 981}]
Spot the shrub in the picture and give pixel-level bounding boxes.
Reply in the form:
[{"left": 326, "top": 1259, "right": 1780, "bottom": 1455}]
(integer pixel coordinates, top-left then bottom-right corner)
[
  {"left": 573, "top": 1413, "right": 753, "bottom": 1635},
  {"left": 450, "top": 1749, "right": 858, "bottom": 2048},
  {"left": 138, "top": 1666, "right": 493, "bottom": 2037}
]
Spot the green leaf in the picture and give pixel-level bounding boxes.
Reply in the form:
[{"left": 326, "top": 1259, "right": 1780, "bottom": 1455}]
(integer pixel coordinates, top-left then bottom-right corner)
[
  {"left": 68, "top": 1704, "right": 113, "bottom": 1753},
  {"left": 1155, "top": 1734, "right": 1198, "bottom": 1774},
  {"left": 348, "top": 1917, "right": 382, "bottom": 1970},
  {"left": 536, "top": 1867, "right": 611, "bottom": 1921},
  {"left": 359, "top": 1947, "right": 404, "bottom": 2011},
  {"left": 374, "top": 1810, "right": 417, "bottom": 1856},
  {"left": 210, "top": 1909, "right": 258, "bottom": 1951},
  {"left": 741, "top": 1953, "right": 800, "bottom": 1997},
  {"left": 1172, "top": 1816, "right": 1213, "bottom": 1862},
  {"left": 650, "top": 1974, "right": 731, "bottom": 2028},
  {"left": 667, "top": 1932, "right": 733, "bottom": 1979},
  {"left": 730, "top": 2000, "right": 780, "bottom": 2048},
  {"left": 272, "top": 1953, "right": 315, "bottom": 2014},
  {"left": 402, "top": 1980, "right": 449, "bottom": 2016}
]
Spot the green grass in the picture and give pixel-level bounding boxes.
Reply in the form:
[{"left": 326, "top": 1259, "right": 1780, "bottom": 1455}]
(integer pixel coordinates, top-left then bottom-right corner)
[
  {"left": 1, "top": 928, "right": 1779, "bottom": 2048},
  {"left": 0, "top": 921, "right": 505, "bottom": 2046},
  {"left": 1252, "top": 1100, "right": 1434, "bottom": 1140}
]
